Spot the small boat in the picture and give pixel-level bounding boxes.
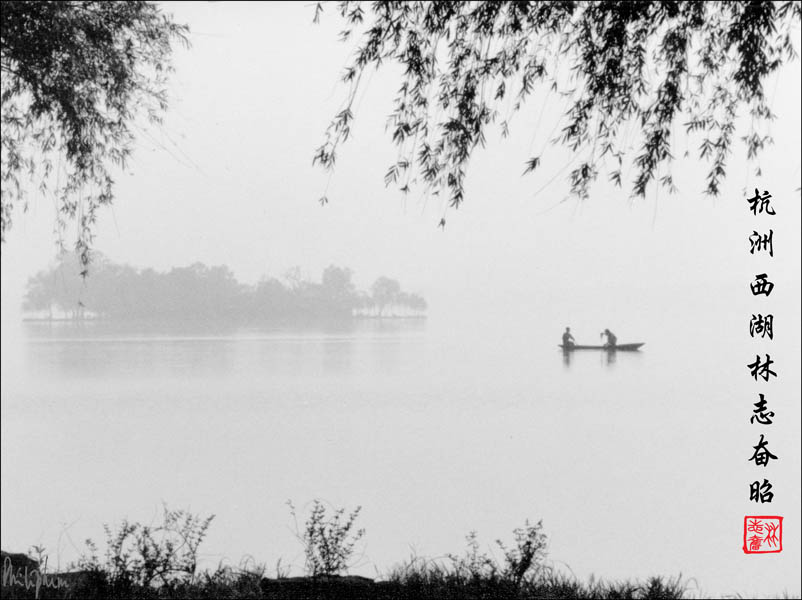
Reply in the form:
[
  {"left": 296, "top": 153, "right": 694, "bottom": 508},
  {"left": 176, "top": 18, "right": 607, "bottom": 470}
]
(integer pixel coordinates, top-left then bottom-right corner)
[{"left": 559, "top": 343, "right": 644, "bottom": 351}]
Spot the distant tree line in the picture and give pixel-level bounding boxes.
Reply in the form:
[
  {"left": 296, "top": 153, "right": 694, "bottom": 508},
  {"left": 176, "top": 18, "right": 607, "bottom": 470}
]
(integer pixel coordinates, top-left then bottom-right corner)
[{"left": 23, "top": 253, "right": 427, "bottom": 321}]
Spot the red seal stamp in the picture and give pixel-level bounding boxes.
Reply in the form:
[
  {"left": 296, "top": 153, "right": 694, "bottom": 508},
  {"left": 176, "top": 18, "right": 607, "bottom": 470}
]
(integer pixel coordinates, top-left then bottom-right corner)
[{"left": 743, "top": 516, "right": 783, "bottom": 554}]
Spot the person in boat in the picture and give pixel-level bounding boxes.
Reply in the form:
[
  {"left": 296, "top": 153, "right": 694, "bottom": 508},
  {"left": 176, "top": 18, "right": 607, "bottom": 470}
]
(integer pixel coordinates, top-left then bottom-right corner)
[
  {"left": 602, "top": 328, "right": 617, "bottom": 349},
  {"left": 562, "top": 327, "right": 575, "bottom": 349}
]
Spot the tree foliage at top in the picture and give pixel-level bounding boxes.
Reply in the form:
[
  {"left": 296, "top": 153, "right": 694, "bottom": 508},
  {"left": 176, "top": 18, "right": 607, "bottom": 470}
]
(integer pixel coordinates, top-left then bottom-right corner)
[
  {"left": 313, "top": 1, "right": 801, "bottom": 215},
  {"left": 1, "top": 1, "right": 188, "bottom": 271}
]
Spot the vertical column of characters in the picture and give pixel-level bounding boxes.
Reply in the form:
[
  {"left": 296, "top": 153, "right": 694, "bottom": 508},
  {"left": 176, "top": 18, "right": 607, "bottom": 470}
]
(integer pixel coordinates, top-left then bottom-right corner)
[{"left": 743, "top": 189, "right": 782, "bottom": 554}]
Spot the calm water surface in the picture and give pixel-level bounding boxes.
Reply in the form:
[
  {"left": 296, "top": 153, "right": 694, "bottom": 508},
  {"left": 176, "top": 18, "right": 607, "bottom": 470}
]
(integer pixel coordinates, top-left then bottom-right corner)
[{"left": 1, "top": 295, "right": 800, "bottom": 597}]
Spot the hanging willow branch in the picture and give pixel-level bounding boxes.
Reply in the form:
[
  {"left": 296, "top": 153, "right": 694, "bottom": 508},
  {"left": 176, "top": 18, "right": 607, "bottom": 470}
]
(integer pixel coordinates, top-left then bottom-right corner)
[
  {"left": 1, "top": 1, "right": 188, "bottom": 273},
  {"left": 313, "top": 1, "right": 800, "bottom": 212}
]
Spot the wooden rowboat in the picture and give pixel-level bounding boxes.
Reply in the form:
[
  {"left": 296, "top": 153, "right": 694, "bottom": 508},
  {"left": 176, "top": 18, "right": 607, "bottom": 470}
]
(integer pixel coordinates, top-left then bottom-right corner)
[{"left": 559, "top": 343, "right": 644, "bottom": 351}]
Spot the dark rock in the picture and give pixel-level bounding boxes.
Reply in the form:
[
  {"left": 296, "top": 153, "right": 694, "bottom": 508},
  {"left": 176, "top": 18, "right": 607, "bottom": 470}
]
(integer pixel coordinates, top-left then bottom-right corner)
[
  {"left": 0, "top": 552, "right": 38, "bottom": 572},
  {"left": 1, "top": 551, "right": 106, "bottom": 599},
  {"left": 260, "top": 575, "right": 378, "bottom": 599}
]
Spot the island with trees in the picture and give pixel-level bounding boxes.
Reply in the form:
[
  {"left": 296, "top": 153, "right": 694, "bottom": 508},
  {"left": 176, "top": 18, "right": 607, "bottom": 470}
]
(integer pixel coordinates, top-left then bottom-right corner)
[{"left": 23, "top": 253, "right": 427, "bottom": 323}]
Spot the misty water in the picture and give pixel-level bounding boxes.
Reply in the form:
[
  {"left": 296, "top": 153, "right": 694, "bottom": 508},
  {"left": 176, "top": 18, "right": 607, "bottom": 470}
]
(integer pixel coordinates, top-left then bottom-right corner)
[{"left": 2, "top": 285, "right": 799, "bottom": 598}]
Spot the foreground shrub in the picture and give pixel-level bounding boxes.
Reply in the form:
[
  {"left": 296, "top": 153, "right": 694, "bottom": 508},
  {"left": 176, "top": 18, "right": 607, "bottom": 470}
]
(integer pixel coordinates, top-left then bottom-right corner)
[
  {"left": 2, "top": 509, "right": 695, "bottom": 599},
  {"left": 74, "top": 504, "right": 215, "bottom": 593},
  {"left": 288, "top": 499, "right": 365, "bottom": 577}
]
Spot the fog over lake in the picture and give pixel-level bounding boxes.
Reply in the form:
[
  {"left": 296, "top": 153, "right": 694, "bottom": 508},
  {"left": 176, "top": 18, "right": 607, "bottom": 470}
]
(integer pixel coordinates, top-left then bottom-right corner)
[{"left": 1, "top": 2, "right": 800, "bottom": 598}]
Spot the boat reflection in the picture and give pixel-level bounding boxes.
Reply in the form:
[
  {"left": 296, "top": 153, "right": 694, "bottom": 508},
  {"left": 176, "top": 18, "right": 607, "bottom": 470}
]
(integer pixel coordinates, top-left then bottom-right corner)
[{"left": 560, "top": 345, "right": 645, "bottom": 369}]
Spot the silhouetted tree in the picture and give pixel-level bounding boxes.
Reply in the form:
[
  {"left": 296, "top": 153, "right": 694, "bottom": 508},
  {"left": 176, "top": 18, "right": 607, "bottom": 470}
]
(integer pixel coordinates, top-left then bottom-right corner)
[
  {"left": 24, "top": 254, "right": 427, "bottom": 321},
  {"left": 314, "top": 1, "right": 801, "bottom": 213},
  {"left": 23, "top": 266, "right": 56, "bottom": 318},
  {"left": 321, "top": 265, "right": 358, "bottom": 315},
  {"left": 370, "top": 276, "right": 401, "bottom": 316}
]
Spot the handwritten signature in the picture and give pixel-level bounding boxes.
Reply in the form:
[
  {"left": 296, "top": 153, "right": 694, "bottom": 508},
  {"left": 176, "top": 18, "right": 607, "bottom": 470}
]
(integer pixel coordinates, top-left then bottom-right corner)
[{"left": 2, "top": 556, "right": 70, "bottom": 599}]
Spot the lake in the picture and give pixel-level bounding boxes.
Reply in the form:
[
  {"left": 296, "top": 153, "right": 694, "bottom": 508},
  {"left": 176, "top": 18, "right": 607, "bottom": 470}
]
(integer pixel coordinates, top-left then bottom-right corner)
[{"left": 1, "top": 291, "right": 800, "bottom": 598}]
